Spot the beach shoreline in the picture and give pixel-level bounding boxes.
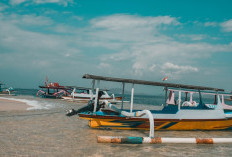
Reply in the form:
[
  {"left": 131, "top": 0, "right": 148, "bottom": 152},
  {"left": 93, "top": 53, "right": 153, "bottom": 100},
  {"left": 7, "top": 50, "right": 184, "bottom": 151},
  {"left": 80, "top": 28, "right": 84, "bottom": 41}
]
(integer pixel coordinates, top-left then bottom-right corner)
[{"left": 0, "top": 97, "right": 30, "bottom": 111}]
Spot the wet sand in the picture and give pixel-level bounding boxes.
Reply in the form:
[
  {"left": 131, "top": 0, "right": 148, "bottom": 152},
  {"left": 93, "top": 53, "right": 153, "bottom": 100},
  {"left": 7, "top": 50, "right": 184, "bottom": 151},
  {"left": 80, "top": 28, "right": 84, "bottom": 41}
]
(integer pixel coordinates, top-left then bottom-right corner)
[
  {"left": 0, "top": 98, "right": 29, "bottom": 111},
  {"left": 1, "top": 97, "right": 232, "bottom": 156}
]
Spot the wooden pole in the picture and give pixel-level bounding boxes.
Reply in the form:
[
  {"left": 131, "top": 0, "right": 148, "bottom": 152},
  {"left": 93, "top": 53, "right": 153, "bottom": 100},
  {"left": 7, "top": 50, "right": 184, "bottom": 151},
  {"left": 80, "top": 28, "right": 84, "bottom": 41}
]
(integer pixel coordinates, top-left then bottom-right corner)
[{"left": 98, "top": 136, "right": 232, "bottom": 144}]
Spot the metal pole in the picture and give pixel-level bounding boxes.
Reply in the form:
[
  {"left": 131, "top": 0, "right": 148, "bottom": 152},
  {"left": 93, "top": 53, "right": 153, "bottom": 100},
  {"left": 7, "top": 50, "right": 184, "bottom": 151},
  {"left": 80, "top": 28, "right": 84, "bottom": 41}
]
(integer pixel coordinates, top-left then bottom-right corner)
[
  {"left": 121, "top": 83, "right": 125, "bottom": 110},
  {"left": 190, "top": 92, "right": 193, "bottom": 103},
  {"left": 97, "top": 80, "right": 100, "bottom": 88},
  {"left": 93, "top": 80, "right": 100, "bottom": 113},
  {"left": 198, "top": 89, "right": 202, "bottom": 105},
  {"left": 164, "top": 86, "right": 168, "bottom": 106},
  {"left": 178, "top": 91, "right": 181, "bottom": 110},
  {"left": 130, "top": 84, "right": 134, "bottom": 113},
  {"left": 91, "top": 80, "right": 95, "bottom": 100},
  {"left": 72, "top": 88, "right": 75, "bottom": 100},
  {"left": 94, "top": 87, "right": 99, "bottom": 113}
]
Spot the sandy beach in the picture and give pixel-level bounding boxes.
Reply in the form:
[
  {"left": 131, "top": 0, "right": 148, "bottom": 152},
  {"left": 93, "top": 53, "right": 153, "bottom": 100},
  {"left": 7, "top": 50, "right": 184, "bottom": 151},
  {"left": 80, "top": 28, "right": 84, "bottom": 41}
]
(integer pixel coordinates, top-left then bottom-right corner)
[
  {"left": 0, "top": 98, "right": 30, "bottom": 111},
  {"left": 1, "top": 95, "right": 232, "bottom": 156}
]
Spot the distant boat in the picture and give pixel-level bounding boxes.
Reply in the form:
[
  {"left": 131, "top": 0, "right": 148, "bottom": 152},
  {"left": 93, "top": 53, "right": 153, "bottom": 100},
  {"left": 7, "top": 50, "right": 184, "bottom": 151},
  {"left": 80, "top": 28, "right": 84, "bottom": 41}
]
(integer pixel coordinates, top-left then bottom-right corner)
[
  {"left": 62, "top": 87, "right": 125, "bottom": 104},
  {"left": 37, "top": 82, "right": 71, "bottom": 99},
  {"left": 0, "top": 82, "right": 14, "bottom": 95}
]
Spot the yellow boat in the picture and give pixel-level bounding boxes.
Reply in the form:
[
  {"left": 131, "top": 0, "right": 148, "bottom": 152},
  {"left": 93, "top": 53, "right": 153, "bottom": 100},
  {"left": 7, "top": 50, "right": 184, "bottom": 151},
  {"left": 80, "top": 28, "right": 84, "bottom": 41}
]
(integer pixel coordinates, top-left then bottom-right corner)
[{"left": 74, "top": 74, "right": 232, "bottom": 131}]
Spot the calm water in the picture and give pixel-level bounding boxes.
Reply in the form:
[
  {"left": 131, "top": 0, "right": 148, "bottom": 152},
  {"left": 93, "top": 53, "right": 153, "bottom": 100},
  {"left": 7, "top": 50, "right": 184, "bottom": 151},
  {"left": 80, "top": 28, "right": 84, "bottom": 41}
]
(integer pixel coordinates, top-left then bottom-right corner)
[{"left": 1, "top": 89, "right": 232, "bottom": 156}]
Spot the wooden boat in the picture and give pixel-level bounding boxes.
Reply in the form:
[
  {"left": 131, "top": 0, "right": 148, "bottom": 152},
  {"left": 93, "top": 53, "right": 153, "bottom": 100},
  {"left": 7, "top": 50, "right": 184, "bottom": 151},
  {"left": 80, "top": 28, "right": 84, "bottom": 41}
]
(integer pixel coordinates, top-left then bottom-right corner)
[
  {"left": 0, "top": 82, "right": 14, "bottom": 95},
  {"left": 37, "top": 82, "right": 71, "bottom": 99},
  {"left": 62, "top": 87, "right": 124, "bottom": 104},
  {"left": 77, "top": 74, "right": 232, "bottom": 131}
]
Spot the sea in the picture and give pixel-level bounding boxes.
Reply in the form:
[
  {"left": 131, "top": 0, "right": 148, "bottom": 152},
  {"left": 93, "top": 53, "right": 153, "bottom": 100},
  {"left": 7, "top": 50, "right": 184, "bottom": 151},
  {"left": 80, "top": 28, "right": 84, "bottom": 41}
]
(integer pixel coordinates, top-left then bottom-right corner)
[{"left": 1, "top": 88, "right": 232, "bottom": 157}]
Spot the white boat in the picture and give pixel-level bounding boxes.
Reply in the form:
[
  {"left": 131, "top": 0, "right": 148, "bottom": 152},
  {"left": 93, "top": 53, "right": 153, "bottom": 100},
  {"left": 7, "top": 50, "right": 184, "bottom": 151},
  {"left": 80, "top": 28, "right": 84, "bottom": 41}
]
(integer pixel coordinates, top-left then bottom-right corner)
[
  {"left": 62, "top": 87, "right": 126, "bottom": 104},
  {"left": 0, "top": 82, "right": 14, "bottom": 95}
]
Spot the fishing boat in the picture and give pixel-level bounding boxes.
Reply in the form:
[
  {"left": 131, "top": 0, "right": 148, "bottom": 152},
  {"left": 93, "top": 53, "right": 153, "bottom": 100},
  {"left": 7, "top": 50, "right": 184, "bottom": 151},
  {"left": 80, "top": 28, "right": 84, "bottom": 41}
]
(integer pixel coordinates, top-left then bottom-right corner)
[
  {"left": 37, "top": 82, "right": 71, "bottom": 99},
  {"left": 62, "top": 87, "right": 124, "bottom": 104},
  {"left": 0, "top": 82, "right": 14, "bottom": 95},
  {"left": 74, "top": 74, "right": 232, "bottom": 131}
]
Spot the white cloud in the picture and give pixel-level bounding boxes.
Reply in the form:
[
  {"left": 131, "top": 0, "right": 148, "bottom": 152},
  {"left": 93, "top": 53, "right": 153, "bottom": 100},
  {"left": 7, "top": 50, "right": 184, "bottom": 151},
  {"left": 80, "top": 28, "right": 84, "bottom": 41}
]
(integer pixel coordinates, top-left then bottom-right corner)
[
  {"left": 87, "top": 15, "right": 232, "bottom": 78},
  {"left": 161, "top": 62, "right": 198, "bottom": 75},
  {"left": 91, "top": 14, "right": 179, "bottom": 30},
  {"left": 221, "top": 19, "right": 232, "bottom": 32},
  {"left": 88, "top": 15, "right": 177, "bottom": 47},
  {"left": 132, "top": 62, "right": 148, "bottom": 76},
  {"left": 149, "top": 64, "right": 156, "bottom": 72},
  {"left": 204, "top": 22, "right": 217, "bottom": 27},
  {"left": 34, "top": 0, "right": 73, "bottom": 6},
  {"left": 0, "top": 13, "right": 231, "bottom": 85},
  {"left": 0, "top": 14, "right": 53, "bottom": 26},
  {"left": 98, "top": 63, "right": 111, "bottom": 68},
  {"left": 98, "top": 63, "right": 112, "bottom": 74},
  {"left": 176, "top": 34, "right": 206, "bottom": 41},
  {"left": 10, "top": 0, "right": 27, "bottom": 5},
  {"left": 20, "top": 14, "right": 53, "bottom": 26},
  {"left": 94, "top": 15, "right": 232, "bottom": 77},
  {"left": 9, "top": 0, "right": 73, "bottom": 6},
  {"left": 0, "top": 13, "right": 81, "bottom": 71},
  {"left": 0, "top": 3, "right": 8, "bottom": 11},
  {"left": 72, "top": 16, "right": 83, "bottom": 21}
]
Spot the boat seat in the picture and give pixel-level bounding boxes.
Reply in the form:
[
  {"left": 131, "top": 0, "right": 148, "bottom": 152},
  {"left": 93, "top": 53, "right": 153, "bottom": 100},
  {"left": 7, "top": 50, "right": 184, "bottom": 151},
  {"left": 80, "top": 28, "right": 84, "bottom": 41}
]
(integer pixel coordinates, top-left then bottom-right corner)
[{"left": 181, "top": 102, "right": 212, "bottom": 110}]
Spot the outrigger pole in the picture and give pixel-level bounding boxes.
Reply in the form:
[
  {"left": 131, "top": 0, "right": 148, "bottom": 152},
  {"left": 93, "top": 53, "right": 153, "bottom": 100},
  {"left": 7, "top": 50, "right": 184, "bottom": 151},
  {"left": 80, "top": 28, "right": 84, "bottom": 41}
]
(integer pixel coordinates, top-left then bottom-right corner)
[{"left": 98, "top": 136, "right": 232, "bottom": 144}]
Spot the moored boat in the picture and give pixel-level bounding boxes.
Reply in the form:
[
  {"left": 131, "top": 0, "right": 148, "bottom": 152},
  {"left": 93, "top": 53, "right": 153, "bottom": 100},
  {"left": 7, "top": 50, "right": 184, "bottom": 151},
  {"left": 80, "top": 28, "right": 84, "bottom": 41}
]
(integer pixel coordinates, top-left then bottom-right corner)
[
  {"left": 0, "top": 82, "right": 14, "bottom": 95},
  {"left": 75, "top": 74, "right": 232, "bottom": 131},
  {"left": 37, "top": 82, "right": 71, "bottom": 99},
  {"left": 62, "top": 87, "right": 124, "bottom": 104}
]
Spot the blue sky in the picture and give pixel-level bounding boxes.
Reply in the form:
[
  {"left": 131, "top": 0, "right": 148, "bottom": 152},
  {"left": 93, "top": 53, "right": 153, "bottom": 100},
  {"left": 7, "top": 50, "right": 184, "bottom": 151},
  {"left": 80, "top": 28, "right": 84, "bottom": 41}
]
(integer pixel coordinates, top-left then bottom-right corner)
[{"left": 0, "top": 0, "right": 232, "bottom": 92}]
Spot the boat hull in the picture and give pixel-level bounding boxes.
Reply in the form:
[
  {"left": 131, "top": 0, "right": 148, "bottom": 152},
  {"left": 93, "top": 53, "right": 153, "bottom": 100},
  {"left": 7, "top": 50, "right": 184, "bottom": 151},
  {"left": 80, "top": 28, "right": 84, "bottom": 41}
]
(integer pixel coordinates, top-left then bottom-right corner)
[
  {"left": 41, "top": 94, "right": 61, "bottom": 99},
  {"left": 78, "top": 114, "right": 232, "bottom": 130}
]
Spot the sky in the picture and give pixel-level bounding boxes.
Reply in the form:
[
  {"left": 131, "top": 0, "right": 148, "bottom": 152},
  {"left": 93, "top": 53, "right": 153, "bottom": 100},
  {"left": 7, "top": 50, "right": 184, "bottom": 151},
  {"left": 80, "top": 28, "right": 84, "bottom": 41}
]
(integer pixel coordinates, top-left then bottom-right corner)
[{"left": 0, "top": 0, "right": 232, "bottom": 92}]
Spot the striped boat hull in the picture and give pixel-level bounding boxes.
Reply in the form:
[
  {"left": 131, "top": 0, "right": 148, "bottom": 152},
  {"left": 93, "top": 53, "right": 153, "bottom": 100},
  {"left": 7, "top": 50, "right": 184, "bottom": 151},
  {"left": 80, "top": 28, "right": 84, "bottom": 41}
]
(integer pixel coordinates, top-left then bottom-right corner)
[{"left": 79, "top": 114, "right": 232, "bottom": 130}]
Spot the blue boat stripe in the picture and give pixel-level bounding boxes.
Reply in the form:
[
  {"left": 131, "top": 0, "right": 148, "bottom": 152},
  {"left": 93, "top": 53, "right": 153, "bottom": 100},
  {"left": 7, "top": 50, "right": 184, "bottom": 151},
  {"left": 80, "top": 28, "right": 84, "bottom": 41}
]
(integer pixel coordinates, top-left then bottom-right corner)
[{"left": 160, "top": 122, "right": 177, "bottom": 129}]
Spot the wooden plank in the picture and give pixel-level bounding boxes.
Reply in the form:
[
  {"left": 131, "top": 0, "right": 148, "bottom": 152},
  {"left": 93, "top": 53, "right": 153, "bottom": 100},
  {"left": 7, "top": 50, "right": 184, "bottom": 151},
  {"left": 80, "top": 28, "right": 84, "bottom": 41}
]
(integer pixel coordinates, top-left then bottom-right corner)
[{"left": 82, "top": 74, "right": 224, "bottom": 92}]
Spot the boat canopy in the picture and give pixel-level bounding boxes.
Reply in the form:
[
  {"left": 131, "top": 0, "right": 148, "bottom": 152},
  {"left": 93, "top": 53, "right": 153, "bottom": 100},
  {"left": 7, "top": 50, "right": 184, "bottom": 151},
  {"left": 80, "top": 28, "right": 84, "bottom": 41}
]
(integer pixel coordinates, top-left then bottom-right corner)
[
  {"left": 168, "top": 88, "right": 232, "bottom": 96},
  {"left": 83, "top": 74, "right": 224, "bottom": 92}
]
